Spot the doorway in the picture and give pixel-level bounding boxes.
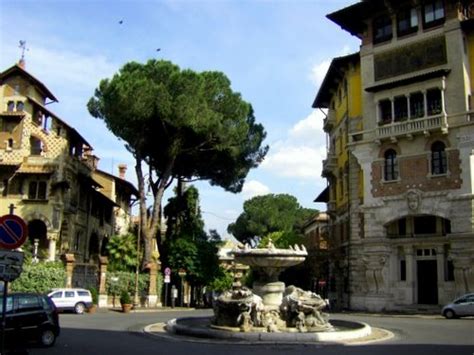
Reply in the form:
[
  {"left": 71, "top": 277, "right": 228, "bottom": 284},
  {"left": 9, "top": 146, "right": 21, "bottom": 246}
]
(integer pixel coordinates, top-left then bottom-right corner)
[{"left": 417, "top": 260, "right": 438, "bottom": 304}]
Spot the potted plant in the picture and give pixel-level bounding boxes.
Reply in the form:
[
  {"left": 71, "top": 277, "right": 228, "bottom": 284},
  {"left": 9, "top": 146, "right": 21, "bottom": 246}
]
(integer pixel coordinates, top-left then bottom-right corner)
[
  {"left": 120, "top": 290, "right": 132, "bottom": 313},
  {"left": 88, "top": 287, "right": 98, "bottom": 314}
]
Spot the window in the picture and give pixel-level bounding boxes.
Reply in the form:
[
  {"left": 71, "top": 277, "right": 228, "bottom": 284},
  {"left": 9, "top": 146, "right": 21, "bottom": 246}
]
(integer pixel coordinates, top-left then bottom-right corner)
[
  {"left": 427, "top": 88, "right": 442, "bottom": 115},
  {"left": 398, "top": 218, "right": 407, "bottom": 236},
  {"left": 414, "top": 216, "right": 437, "bottom": 234},
  {"left": 445, "top": 259, "right": 454, "bottom": 281},
  {"left": 384, "top": 149, "right": 398, "bottom": 181},
  {"left": 423, "top": 0, "right": 445, "bottom": 28},
  {"left": 1, "top": 118, "right": 17, "bottom": 133},
  {"left": 30, "top": 136, "right": 43, "bottom": 155},
  {"left": 397, "top": 7, "right": 418, "bottom": 37},
  {"left": 18, "top": 295, "right": 41, "bottom": 311},
  {"left": 28, "top": 181, "right": 47, "bottom": 200},
  {"left": 431, "top": 141, "right": 447, "bottom": 175},
  {"left": 7, "top": 139, "right": 13, "bottom": 149},
  {"left": 394, "top": 96, "right": 408, "bottom": 121},
  {"left": 16, "top": 101, "right": 24, "bottom": 111},
  {"left": 373, "top": 14, "right": 393, "bottom": 43},
  {"left": 7, "top": 101, "right": 14, "bottom": 112},
  {"left": 379, "top": 99, "right": 392, "bottom": 124},
  {"left": 410, "top": 92, "right": 424, "bottom": 118}
]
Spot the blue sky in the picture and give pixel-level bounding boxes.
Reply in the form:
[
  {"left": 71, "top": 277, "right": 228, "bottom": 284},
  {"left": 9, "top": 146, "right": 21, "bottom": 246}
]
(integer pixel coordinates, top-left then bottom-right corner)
[{"left": 0, "top": 0, "right": 359, "bottom": 239}]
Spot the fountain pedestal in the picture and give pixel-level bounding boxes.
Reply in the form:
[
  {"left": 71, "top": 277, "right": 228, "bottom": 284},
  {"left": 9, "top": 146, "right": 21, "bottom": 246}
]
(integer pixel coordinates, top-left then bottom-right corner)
[{"left": 253, "top": 281, "right": 285, "bottom": 309}]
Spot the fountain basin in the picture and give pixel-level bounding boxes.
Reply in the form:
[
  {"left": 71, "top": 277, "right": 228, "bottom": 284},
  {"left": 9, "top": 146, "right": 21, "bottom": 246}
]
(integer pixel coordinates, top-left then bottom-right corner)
[{"left": 166, "top": 316, "right": 372, "bottom": 343}]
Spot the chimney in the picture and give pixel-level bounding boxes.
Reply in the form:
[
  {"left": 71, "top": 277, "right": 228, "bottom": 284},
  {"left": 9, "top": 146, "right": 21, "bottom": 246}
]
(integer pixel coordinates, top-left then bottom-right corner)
[
  {"left": 118, "top": 164, "right": 127, "bottom": 179},
  {"left": 18, "top": 58, "right": 25, "bottom": 69}
]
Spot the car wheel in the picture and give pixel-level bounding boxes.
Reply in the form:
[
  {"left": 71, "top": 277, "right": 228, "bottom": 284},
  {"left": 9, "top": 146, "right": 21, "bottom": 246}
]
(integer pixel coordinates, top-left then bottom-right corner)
[
  {"left": 444, "top": 309, "right": 456, "bottom": 319},
  {"left": 74, "top": 302, "right": 86, "bottom": 314},
  {"left": 39, "top": 328, "right": 56, "bottom": 347}
]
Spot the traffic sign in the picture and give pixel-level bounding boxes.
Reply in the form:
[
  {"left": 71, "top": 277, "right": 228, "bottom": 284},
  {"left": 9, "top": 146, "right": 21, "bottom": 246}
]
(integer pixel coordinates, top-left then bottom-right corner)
[
  {"left": 0, "top": 215, "right": 27, "bottom": 250},
  {"left": 0, "top": 250, "right": 24, "bottom": 282},
  {"left": 164, "top": 275, "right": 170, "bottom": 283},
  {"left": 164, "top": 267, "right": 171, "bottom": 276}
]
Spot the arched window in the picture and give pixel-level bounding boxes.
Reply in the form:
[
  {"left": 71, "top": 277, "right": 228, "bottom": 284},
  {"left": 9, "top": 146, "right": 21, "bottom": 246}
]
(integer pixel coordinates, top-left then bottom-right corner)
[
  {"left": 16, "top": 101, "right": 25, "bottom": 111},
  {"left": 384, "top": 149, "right": 398, "bottom": 181},
  {"left": 431, "top": 141, "right": 447, "bottom": 175},
  {"left": 7, "top": 101, "right": 14, "bottom": 112}
]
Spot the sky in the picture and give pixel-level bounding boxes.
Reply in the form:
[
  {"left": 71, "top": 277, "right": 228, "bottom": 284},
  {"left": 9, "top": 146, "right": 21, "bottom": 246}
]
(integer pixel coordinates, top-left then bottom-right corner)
[{"left": 0, "top": 0, "right": 359, "bottom": 239}]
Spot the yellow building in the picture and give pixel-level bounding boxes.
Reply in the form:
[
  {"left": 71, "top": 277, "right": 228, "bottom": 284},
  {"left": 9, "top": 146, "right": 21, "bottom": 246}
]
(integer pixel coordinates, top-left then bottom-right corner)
[
  {"left": 0, "top": 61, "right": 137, "bottom": 267},
  {"left": 316, "top": 0, "right": 474, "bottom": 311},
  {"left": 313, "top": 52, "right": 363, "bottom": 309}
]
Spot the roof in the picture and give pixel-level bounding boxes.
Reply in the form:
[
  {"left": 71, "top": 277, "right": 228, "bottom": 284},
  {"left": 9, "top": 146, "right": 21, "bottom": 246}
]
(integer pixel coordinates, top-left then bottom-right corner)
[
  {"left": 314, "top": 186, "right": 329, "bottom": 203},
  {"left": 312, "top": 52, "right": 359, "bottom": 108},
  {"left": 326, "top": 1, "right": 368, "bottom": 38},
  {"left": 0, "top": 64, "right": 58, "bottom": 102},
  {"left": 94, "top": 169, "right": 139, "bottom": 197},
  {"left": 16, "top": 164, "right": 56, "bottom": 174},
  {"left": 365, "top": 68, "right": 451, "bottom": 92}
]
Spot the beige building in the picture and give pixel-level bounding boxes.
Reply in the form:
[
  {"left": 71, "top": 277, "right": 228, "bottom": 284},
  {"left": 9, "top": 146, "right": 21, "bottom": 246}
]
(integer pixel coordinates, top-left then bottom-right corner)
[
  {"left": 317, "top": 0, "right": 474, "bottom": 311},
  {"left": 0, "top": 61, "right": 137, "bottom": 265}
]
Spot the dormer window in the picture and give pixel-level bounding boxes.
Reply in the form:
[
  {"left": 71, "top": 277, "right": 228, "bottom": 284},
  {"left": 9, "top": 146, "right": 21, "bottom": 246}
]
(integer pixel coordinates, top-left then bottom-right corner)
[
  {"left": 16, "top": 101, "right": 25, "bottom": 112},
  {"left": 397, "top": 7, "right": 418, "bottom": 37},
  {"left": 7, "top": 101, "right": 15, "bottom": 112},
  {"left": 373, "top": 14, "right": 393, "bottom": 44},
  {"left": 423, "top": 0, "right": 445, "bottom": 29}
]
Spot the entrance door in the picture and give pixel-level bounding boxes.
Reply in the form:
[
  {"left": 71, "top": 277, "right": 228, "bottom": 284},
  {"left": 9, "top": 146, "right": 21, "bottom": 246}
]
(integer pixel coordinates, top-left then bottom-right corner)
[{"left": 417, "top": 260, "right": 438, "bottom": 304}]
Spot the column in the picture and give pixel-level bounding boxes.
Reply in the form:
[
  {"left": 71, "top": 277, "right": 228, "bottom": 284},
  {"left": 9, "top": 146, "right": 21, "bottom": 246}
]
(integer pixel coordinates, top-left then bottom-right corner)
[
  {"left": 406, "top": 94, "right": 411, "bottom": 119},
  {"left": 390, "top": 98, "right": 395, "bottom": 123},
  {"left": 98, "top": 256, "right": 108, "bottom": 308},
  {"left": 422, "top": 90, "right": 428, "bottom": 118},
  {"left": 47, "top": 233, "right": 57, "bottom": 261},
  {"left": 147, "top": 261, "right": 162, "bottom": 307},
  {"left": 404, "top": 246, "right": 415, "bottom": 304},
  {"left": 436, "top": 246, "right": 444, "bottom": 299},
  {"left": 61, "top": 253, "right": 75, "bottom": 288}
]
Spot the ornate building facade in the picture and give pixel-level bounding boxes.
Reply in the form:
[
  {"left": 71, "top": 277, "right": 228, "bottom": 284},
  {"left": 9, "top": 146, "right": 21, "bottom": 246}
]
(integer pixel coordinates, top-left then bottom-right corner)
[
  {"left": 316, "top": 0, "right": 474, "bottom": 311},
  {"left": 0, "top": 61, "right": 137, "bottom": 263}
]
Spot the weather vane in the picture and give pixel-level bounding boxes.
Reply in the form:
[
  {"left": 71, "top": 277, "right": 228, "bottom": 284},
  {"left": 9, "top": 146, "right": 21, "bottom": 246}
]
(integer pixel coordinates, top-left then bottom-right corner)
[{"left": 18, "top": 40, "right": 29, "bottom": 61}]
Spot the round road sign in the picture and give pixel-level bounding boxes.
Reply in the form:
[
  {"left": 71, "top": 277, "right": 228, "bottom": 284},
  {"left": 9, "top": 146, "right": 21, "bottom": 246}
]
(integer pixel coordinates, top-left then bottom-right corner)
[{"left": 0, "top": 214, "right": 28, "bottom": 250}]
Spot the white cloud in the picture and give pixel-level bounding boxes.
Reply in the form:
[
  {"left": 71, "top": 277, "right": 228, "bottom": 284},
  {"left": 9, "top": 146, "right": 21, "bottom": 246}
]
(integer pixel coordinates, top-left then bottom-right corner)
[
  {"left": 262, "top": 110, "right": 327, "bottom": 180},
  {"left": 242, "top": 180, "right": 270, "bottom": 199},
  {"left": 310, "top": 59, "right": 331, "bottom": 88}
]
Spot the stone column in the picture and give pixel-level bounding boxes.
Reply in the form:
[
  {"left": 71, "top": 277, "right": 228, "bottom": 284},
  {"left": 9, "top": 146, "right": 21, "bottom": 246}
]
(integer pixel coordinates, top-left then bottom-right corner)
[
  {"left": 404, "top": 246, "right": 415, "bottom": 304},
  {"left": 98, "top": 256, "right": 108, "bottom": 308},
  {"left": 62, "top": 253, "right": 75, "bottom": 288},
  {"left": 47, "top": 233, "right": 58, "bottom": 261},
  {"left": 147, "top": 261, "right": 162, "bottom": 307}
]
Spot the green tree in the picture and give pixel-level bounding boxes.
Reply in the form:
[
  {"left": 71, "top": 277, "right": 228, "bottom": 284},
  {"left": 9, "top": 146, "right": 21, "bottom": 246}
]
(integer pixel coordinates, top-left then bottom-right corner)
[
  {"left": 227, "top": 193, "right": 317, "bottom": 246},
  {"left": 106, "top": 233, "right": 138, "bottom": 272},
  {"left": 88, "top": 60, "right": 268, "bottom": 268}
]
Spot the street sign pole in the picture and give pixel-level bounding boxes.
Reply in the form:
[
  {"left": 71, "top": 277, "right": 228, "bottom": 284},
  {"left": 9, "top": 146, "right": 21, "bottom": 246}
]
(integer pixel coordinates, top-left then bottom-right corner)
[{"left": 1, "top": 281, "right": 8, "bottom": 355}]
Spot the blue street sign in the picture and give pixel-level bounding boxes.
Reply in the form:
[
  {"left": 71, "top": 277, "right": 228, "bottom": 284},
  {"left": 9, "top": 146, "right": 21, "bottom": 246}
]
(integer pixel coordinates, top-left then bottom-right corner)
[{"left": 0, "top": 215, "right": 27, "bottom": 250}]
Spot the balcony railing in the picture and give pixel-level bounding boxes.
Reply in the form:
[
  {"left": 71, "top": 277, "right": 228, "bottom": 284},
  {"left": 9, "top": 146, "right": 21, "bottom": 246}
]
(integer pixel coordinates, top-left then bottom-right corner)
[
  {"left": 350, "top": 111, "right": 474, "bottom": 143},
  {"left": 323, "top": 109, "right": 336, "bottom": 132},
  {"left": 376, "top": 113, "right": 447, "bottom": 140},
  {"left": 322, "top": 152, "right": 337, "bottom": 177}
]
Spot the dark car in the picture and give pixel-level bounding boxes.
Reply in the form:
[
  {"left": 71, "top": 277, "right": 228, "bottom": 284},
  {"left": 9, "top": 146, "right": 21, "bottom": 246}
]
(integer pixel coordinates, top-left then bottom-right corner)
[{"left": 0, "top": 293, "right": 60, "bottom": 347}]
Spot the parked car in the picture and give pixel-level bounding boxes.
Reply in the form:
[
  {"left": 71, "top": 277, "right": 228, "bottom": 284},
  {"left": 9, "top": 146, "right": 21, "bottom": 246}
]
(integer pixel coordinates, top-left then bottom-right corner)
[
  {"left": 442, "top": 293, "right": 474, "bottom": 319},
  {"left": 0, "top": 293, "right": 60, "bottom": 347},
  {"left": 47, "top": 288, "right": 93, "bottom": 314}
]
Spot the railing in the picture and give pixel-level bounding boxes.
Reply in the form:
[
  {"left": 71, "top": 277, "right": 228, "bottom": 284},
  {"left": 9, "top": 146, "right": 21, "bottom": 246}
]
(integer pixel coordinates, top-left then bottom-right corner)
[
  {"left": 323, "top": 109, "right": 336, "bottom": 132},
  {"left": 376, "top": 114, "right": 447, "bottom": 140},
  {"left": 322, "top": 153, "right": 337, "bottom": 176},
  {"left": 350, "top": 111, "right": 473, "bottom": 142}
]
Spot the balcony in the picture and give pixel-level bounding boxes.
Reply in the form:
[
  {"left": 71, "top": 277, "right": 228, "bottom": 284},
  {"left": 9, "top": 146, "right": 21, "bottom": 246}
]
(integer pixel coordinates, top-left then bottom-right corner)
[
  {"left": 375, "top": 113, "right": 448, "bottom": 141},
  {"left": 322, "top": 152, "right": 337, "bottom": 177},
  {"left": 323, "top": 109, "right": 336, "bottom": 132}
]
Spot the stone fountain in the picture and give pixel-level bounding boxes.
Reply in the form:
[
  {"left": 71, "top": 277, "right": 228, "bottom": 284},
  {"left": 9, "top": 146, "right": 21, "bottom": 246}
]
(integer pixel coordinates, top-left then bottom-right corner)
[
  {"left": 212, "top": 242, "right": 333, "bottom": 333},
  {"left": 165, "top": 243, "right": 376, "bottom": 343}
]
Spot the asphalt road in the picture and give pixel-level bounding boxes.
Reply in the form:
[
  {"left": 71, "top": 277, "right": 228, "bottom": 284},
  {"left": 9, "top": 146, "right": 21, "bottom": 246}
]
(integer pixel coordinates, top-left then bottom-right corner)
[{"left": 23, "top": 309, "right": 474, "bottom": 355}]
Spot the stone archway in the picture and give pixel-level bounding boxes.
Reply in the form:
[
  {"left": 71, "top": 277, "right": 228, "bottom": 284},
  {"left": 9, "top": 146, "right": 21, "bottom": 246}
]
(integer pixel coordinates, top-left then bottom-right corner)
[{"left": 27, "top": 219, "right": 48, "bottom": 259}]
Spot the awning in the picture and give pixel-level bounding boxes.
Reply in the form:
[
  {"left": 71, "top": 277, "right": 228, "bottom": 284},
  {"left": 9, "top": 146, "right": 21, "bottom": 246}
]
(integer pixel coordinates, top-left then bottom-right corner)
[{"left": 314, "top": 186, "right": 329, "bottom": 203}]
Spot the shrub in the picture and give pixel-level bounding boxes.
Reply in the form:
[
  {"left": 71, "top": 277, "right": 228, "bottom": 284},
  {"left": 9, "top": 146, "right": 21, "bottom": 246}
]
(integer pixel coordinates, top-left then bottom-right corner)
[
  {"left": 11, "top": 261, "right": 66, "bottom": 293},
  {"left": 89, "top": 287, "right": 98, "bottom": 305},
  {"left": 120, "top": 290, "right": 131, "bottom": 304}
]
